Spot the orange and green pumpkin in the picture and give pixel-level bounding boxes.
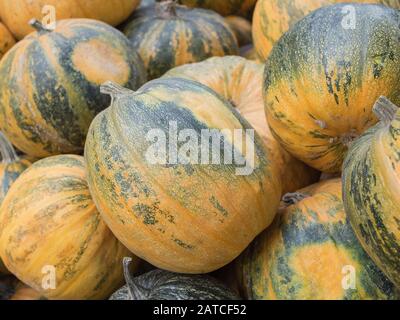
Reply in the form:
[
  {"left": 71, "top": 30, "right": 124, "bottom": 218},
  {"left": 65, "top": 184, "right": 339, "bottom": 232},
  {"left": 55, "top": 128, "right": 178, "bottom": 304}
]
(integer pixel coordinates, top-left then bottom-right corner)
[
  {"left": 163, "top": 56, "right": 320, "bottom": 194},
  {"left": 0, "top": 155, "right": 138, "bottom": 300},
  {"left": 237, "top": 179, "right": 400, "bottom": 300},
  {"left": 264, "top": 3, "right": 400, "bottom": 173},
  {"left": 0, "top": 22, "right": 15, "bottom": 60},
  {"left": 179, "top": 0, "right": 257, "bottom": 17},
  {"left": 0, "top": 19, "right": 146, "bottom": 158},
  {"left": 253, "top": 0, "right": 400, "bottom": 61},
  {"left": 84, "top": 79, "right": 282, "bottom": 274},
  {"left": 123, "top": 0, "right": 238, "bottom": 80},
  {"left": 342, "top": 97, "right": 400, "bottom": 288},
  {"left": 0, "top": 0, "right": 141, "bottom": 40},
  {"left": 225, "top": 16, "right": 252, "bottom": 47}
]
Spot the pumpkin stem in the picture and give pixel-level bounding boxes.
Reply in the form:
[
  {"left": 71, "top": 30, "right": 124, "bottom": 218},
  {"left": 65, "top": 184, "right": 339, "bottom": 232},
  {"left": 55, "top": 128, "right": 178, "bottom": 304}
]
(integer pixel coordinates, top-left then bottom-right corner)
[
  {"left": 29, "top": 19, "right": 53, "bottom": 33},
  {"left": 373, "top": 96, "right": 398, "bottom": 126},
  {"left": 122, "top": 257, "right": 149, "bottom": 300},
  {"left": 282, "top": 192, "right": 309, "bottom": 206},
  {"left": 100, "top": 81, "right": 134, "bottom": 99},
  {"left": 0, "top": 132, "right": 19, "bottom": 164},
  {"left": 156, "top": 0, "right": 178, "bottom": 18}
]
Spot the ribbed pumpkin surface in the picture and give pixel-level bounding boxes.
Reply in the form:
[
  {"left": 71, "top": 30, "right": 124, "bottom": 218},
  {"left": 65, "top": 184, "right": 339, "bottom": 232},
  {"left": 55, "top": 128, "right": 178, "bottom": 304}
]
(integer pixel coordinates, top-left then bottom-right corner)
[
  {"left": 163, "top": 56, "right": 320, "bottom": 194},
  {"left": 0, "top": 19, "right": 146, "bottom": 158},
  {"left": 0, "top": 155, "right": 137, "bottom": 300},
  {"left": 123, "top": 1, "right": 238, "bottom": 80},
  {"left": 179, "top": 0, "right": 257, "bottom": 17},
  {"left": 84, "top": 78, "right": 281, "bottom": 274},
  {"left": 342, "top": 97, "right": 400, "bottom": 288},
  {"left": 0, "top": 22, "right": 15, "bottom": 59},
  {"left": 237, "top": 179, "right": 400, "bottom": 300},
  {"left": 264, "top": 3, "right": 400, "bottom": 173}
]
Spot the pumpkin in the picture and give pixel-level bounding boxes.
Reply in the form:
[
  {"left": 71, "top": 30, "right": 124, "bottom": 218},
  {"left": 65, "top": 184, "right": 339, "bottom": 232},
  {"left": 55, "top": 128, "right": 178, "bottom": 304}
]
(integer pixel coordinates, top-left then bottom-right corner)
[
  {"left": 240, "top": 45, "right": 259, "bottom": 62},
  {"left": 110, "top": 257, "right": 240, "bottom": 300},
  {"left": 123, "top": 0, "right": 238, "bottom": 80},
  {"left": 0, "top": 155, "right": 138, "bottom": 300},
  {"left": 0, "top": 22, "right": 15, "bottom": 60},
  {"left": 225, "top": 16, "right": 252, "bottom": 47},
  {"left": 253, "top": 0, "right": 400, "bottom": 61},
  {"left": 342, "top": 96, "right": 400, "bottom": 288},
  {"left": 179, "top": 0, "right": 257, "bottom": 17},
  {"left": 9, "top": 283, "right": 45, "bottom": 300},
  {"left": 84, "top": 79, "right": 282, "bottom": 274},
  {"left": 237, "top": 179, "right": 400, "bottom": 300},
  {"left": 0, "top": 19, "right": 146, "bottom": 158},
  {"left": 0, "top": 0, "right": 141, "bottom": 40},
  {"left": 264, "top": 3, "right": 400, "bottom": 173},
  {"left": 163, "top": 56, "right": 320, "bottom": 194}
]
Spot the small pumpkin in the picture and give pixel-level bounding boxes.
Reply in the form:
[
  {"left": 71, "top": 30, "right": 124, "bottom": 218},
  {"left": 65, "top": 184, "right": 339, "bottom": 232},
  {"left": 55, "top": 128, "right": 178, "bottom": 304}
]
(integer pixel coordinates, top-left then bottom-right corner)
[
  {"left": 253, "top": 0, "right": 400, "bottom": 61},
  {"left": 84, "top": 79, "right": 282, "bottom": 274},
  {"left": 237, "top": 179, "right": 400, "bottom": 300},
  {"left": 0, "top": 155, "right": 138, "bottom": 300},
  {"left": 0, "top": 0, "right": 141, "bottom": 40},
  {"left": 0, "top": 22, "right": 15, "bottom": 60},
  {"left": 0, "top": 19, "right": 146, "bottom": 158},
  {"left": 264, "top": 3, "right": 400, "bottom": 173},
  {"left": 178, "top": 0, "right": 257, "bottom": 17},
  {"left": 123, "top": 0, "right": 238, "bottom": 80},
  {"left": 225, "top": 16, "right": 252, "bottom": 47},
  {"left": 342, "top": 96, "right": 400, "bottom": 288},
  {"left": 110, "top": 257, "right": 239, "bottom": 300},
  {"left": 163, "top": 56, "right": 320, "bottom": 194}
]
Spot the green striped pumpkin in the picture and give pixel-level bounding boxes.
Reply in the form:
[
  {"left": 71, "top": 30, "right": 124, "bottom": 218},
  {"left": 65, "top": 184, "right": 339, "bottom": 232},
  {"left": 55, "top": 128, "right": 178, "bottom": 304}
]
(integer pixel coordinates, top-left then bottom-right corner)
[
  {"left": 343, "top": 97, "right": 400, "bottom": 288},
  {"left": 123, "top": 1, "right": 239, "bottom": 80},
  {"left": 0, "top": 19, "right": 146, "bottom": 158},
  {"left": 84, "top": 79, "right": 282, "bottom": 274},
  {"left": 237, "top": 179, "right": 400, "bottom": 300}
]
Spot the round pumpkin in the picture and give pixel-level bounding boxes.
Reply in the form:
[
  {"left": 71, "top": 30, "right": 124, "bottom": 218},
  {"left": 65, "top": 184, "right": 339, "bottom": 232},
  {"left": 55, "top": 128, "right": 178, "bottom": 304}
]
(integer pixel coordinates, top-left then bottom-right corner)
[
  {"left": 0, "top": 19, "right": 146, "bottom": 158},
  {"left": 164, "top": 56, "right": 320, "bottom": 194},
  {"left": 123, "top": 0, "right": 238, "bottom": 80},
  {"left": 225, "top": 16, "right": 252, "bottom": 47},
  {"left": 237, "top": 179, "right": 400, "bottom": 300},
  {"left": 342, "top": 96, "right": 400, "bottom": 288},
  {"left": 0, "top": 22, "right": 15, "bottom": 60},
  {"left": 110, "top": 257, "right": 239, "bottom": 300},
  {"left": 253, "top": 0, "right": 400, "bottom": 61},
  {"left": 0, "top": 155, "right": 138, "bottom": 300},
  {"left": 0, "top": 0, "right": 141, "bottom": 40},
  {"left": 264, "top": 3, "right": 400, "bottom": 173},
  {"left": 179, "top": 0, "right": 257, "bottom": 17},
  {"left": 84, "top": 79, "right": 281, "bottom": 274}
]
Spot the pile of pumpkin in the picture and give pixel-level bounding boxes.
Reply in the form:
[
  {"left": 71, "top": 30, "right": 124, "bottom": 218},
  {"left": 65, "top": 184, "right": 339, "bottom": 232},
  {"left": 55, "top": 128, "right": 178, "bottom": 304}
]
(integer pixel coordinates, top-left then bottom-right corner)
[{"left": 0, "top": 0, "right": 399, "bottom": 300}]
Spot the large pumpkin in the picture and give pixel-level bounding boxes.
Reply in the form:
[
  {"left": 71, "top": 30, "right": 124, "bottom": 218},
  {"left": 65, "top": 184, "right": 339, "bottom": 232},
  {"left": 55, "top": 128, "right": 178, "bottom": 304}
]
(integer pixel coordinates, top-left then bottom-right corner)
[
  {"left": 253, "top": 0, "right": 400, "bottom": 61},
  {"left": 0, "top": 0, "right": 141, "bottom": 40},
  {"left": 237, "top": 179, "right": 400, "bottom": 300},
  {"left": 0, "top": 155, "right": 138, "bottom": 300},
  {"left": 179, "top": 0, "right": 257, "bottom": 17},
  {"left": 0, "top": 19, "right": 146, "bottom": 158},
  {"left": 0, "top": 22, "right": 15, "bottom": 59},
  {"left": 123, "top": 0, "right": 238, "bottom": 80},
  {"left": 264, "top": 3, "right": 400, "bottom": 173},
  {"left": 342, "top": 96, "right": 400, "bottom": 288},
  {"left": 164, "top": 56, "right": 320, "bottom": 194},
  {"left": 84, "top": 79, "right": 282, "bottom": 274}
]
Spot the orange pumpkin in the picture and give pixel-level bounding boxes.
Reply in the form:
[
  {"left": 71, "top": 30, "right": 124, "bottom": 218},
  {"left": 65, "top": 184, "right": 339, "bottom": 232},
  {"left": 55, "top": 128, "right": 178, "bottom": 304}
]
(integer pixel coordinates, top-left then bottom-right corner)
[{"left": 0, "top": 22, "right": 15, "bottom": 59}]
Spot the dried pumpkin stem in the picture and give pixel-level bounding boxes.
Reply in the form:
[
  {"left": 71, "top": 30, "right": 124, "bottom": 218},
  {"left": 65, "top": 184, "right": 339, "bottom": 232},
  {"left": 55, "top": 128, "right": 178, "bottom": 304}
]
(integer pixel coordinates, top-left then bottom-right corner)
[
  {"left": 122, "top": 257, "right": 148, "bottom": 300},
  {"left": 373, "top": 96, "right": 398, "bottom": 125},
  {"left": 100, "top": 81, "right": 133, "bottom": 97},
  {"left": 0, "top": 131, "right": 19, "bottom": 164},
  {"left": 29, "top": 19, "right": 53, "bottom": 33},
  {"left": 156, "top": 0, "right": 178, "bottom": 18},
  {"left": 282, "top": 192, "right": 309, "bottom": 206}
]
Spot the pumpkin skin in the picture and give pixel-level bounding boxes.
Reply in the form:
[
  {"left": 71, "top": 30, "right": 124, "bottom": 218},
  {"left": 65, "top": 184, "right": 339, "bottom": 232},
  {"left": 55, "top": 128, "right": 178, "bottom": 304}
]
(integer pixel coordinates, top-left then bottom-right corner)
[
  {"left": 84, "top": 79, "right": 281, "bottom": 274},
  {"left": 0, "top": 19, "right": 146, "bottom": 158},
  {"left": 123, "top": 1, "right": 238, "bottom": 80},
  {"left": 110, "top": 258, "right": 239, "bottom": 300},
  {"left": 179, "top": 0, "right": 257, "bottom": 17},
  {"left": 0, "top": 22, "right": 15, "bottom": 59},
  {"left": 264, "top": 4, "right": 400, "bottom": 173},
  {"left": 237, "top": 179, "right": 400, "bottom": 300},
  {"left": 253, "top": 0, "right": 400, "bottom": 61},
  {"left": 0, "top": 0, "right": 141, "bottom": 40},
  {"left": 0, "top": 155, "right": 138, "bottom": 300},
  {"left": 342, "top": 97, "right": 400, "bottom": 288},
  {"left": 164, "top": 56, "right": 320, "bottom": 194},
  {"left": 9, "top": 285, "right": 45, "bottom": 300},
  {"left": 225, "top": 16, "right": 252, "bottom": 47}
]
